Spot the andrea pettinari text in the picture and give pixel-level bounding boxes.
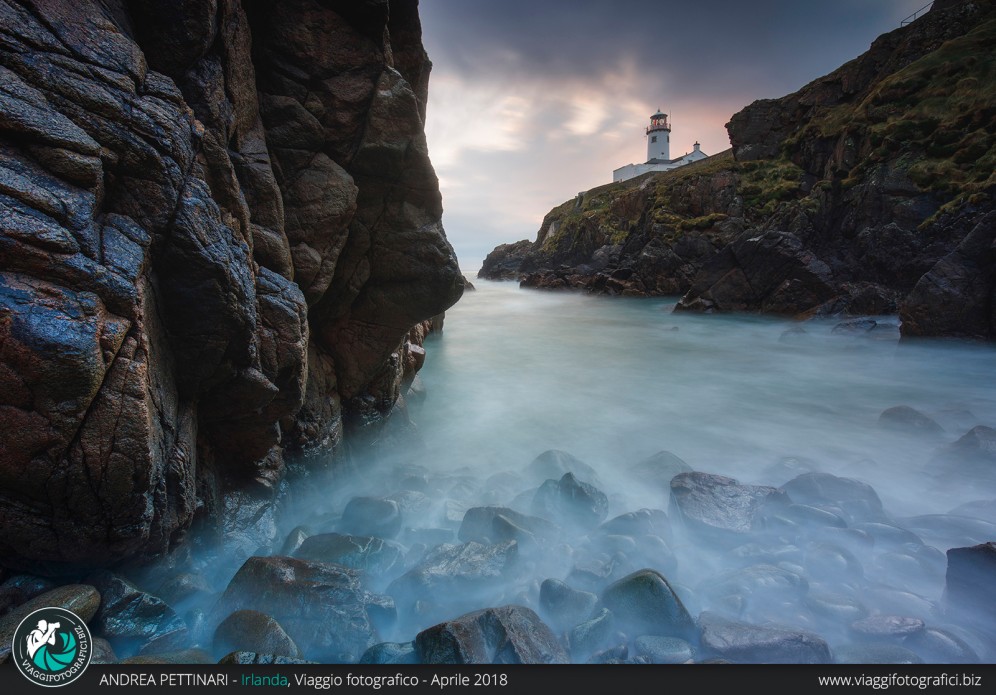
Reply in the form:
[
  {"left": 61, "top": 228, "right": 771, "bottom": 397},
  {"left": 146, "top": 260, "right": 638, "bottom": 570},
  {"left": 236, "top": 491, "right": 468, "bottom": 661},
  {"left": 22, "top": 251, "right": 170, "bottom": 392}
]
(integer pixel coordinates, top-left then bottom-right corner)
[{"left": 98, "top": 672, "right": 509, "bottom": 689}]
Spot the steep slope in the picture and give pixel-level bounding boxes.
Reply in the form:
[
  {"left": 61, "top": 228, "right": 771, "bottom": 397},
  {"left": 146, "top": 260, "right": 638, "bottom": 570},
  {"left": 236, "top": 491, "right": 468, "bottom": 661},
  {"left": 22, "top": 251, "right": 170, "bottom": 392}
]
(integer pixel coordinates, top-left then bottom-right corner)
[
  {"left": 480, "top": 0, "right": 995, "bottom": 337},
  {"left": 0, "top": 0, "right": 464, "bottom": 572}
]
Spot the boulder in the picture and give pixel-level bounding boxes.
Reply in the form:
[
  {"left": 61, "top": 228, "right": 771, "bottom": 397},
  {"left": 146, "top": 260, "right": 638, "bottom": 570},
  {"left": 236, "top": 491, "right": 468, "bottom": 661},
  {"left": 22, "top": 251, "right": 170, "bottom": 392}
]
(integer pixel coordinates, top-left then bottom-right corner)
[
  {"left": 359, "top": 642, "right": 418, "bottom": 665},
  {"left": 601, "top": 569, "right": 696, "bottom": 640},
  {"left": 944, "top": 542, "right": 996, "bottom": 635},
  {"left": 699, "top": 612, "right": 831, "bottom": 664},
  {"left": 878, "top": 406, "right": 944, "bottom": 436},
  {"left": 670, "top": 472, "right": 788, "bottom": 541},
  {"left": 459, "top": 507, "right": 559, "bottom": 546},
  {"left": 532, "top": 473, "right": 609, "bottom": 529},
  {"left": 215, "top": 556, "right": 394, "bottom": 662},
  {"left": 0, "top": 584, "right": 100, "bottom": 663},
  {"left": 626, "top": 451, "right": 692, "bottom": 492},
  {"left": 89, "top": 572, "right": 188, "bottom": 656},
  {"left": 632, "top": 635, "right": 694, "bottom": 664},
  {"left": 780, "top": 472, "right": 884, "bottom": 522},
  {"left": 339, "top": 497, "right": 403, "bottom": 539},
  {"left": 524, "top": 450, "right": 599, "bottom": 485},
  {"left": 213, "top": 610, "right": 300, "bottom": 659},
  {"left": 415, "top": 605, "right": 567, "bottom": 664},
  {"left": 538, "top": 579, "right": 597, "bottom": 631},
  {"left": 293, "top": 533, "right": 405, "bottom": 577}
]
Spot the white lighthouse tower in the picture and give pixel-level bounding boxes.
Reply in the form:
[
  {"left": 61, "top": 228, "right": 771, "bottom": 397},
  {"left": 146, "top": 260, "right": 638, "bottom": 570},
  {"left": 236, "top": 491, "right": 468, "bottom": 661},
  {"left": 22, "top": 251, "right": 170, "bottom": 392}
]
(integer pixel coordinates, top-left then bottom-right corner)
[
  {"left": 647, "top": 110, "right": 670, "bottom": 161},
  {"left": 612, "top": 107, "right": 708, "bottom": 183}
]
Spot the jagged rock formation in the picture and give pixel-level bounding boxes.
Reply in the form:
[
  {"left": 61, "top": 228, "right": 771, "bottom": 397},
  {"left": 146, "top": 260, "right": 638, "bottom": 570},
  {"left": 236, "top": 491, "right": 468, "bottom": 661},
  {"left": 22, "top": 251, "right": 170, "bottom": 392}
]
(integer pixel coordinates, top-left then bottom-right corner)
[
  {"left": 0, "top": 0, "right": 463, "bottom": 573},
  {"left": 480, "top": 0, "right": 995, "bottom": 339}
]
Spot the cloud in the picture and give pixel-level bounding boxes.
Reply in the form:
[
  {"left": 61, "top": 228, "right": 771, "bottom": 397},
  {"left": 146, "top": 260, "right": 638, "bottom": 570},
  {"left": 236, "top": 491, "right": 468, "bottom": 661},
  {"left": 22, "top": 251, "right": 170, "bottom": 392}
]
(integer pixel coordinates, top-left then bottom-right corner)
[{"left": 418, "top": 0, "right": 930, "bottom": 268}]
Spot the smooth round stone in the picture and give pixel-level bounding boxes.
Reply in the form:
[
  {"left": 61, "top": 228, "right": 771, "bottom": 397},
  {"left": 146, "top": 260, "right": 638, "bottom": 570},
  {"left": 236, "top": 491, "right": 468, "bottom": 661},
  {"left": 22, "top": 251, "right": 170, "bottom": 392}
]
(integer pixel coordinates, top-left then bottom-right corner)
[
  {"left": 833, "top": 643, "right": 923, "bottom": 664},
  {"left": 804, "top": 592, "right": 869, "bottom": 623},
  {"left": 850, "top": 615, "right": 925, "bottom": 641},
  {"left": 632, "top": 635, "right": 693, "bottom": 664},
  {"left": 853, "top": 522, "right": 923, "bottom": 547}
]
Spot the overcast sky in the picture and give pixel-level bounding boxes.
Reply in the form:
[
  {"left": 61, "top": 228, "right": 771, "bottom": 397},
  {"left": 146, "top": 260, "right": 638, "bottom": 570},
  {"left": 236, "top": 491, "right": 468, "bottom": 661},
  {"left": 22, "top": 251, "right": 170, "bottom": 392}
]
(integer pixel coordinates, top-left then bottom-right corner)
[{"left": 418, "top": 0, "right": 930, "bottom": 268}]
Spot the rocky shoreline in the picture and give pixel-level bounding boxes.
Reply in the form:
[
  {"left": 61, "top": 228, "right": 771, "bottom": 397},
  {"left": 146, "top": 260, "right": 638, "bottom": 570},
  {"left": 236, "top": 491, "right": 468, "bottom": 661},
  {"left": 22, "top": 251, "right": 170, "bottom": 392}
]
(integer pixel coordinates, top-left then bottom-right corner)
[
  {"left": 1, "top": 403, "right": 993, "bottom": 664},
  {"left": 0, "top": 0, "right": 463, "bottom": 574},
  {"left": 480, "top": 0, "right": 996, "bottom": 341}
]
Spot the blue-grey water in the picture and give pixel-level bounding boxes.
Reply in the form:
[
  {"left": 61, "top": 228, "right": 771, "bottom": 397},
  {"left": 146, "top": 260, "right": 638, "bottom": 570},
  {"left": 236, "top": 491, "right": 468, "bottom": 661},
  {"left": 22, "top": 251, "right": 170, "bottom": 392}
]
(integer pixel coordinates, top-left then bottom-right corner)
[
  {"left": 215, "top": 276, "right": 996, "bottom": 663},
  {"left": 415, "top": 278, "right": 996, "bottom": 519}
]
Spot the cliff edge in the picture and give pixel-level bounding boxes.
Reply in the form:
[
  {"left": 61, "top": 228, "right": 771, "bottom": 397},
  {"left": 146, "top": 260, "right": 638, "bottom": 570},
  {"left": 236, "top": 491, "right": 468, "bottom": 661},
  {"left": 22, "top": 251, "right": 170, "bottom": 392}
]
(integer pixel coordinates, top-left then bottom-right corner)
[
  {"left": 0, "top": 0, "right": 464, "bottom": 572},
  {"left": 480, "top": 0, "right": 995, "bottom": 339}
]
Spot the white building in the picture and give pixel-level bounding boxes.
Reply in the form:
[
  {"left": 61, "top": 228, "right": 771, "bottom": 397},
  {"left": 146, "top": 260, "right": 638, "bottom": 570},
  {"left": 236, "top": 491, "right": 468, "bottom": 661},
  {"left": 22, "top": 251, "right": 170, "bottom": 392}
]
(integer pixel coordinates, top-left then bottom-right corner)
[{"left": 612, "top": 110, "right": 708, "bottom": 183}]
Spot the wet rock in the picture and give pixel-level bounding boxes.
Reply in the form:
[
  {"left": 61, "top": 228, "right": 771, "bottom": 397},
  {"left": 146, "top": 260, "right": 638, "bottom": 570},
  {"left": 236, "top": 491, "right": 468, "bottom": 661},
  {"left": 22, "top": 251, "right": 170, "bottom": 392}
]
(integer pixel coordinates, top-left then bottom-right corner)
[
  {"left": 0, "top": 584, "right": 100, "bottom": 663},
  {"left": 804, "top": 591, "right": 869, "bottom": 623},
  {"left": 219, "top": 651, "right": 317, "bottom": 665},
  {"left": 156, "top": 573, "right": 213, "bottom": 607},
  {"left": 600, "top": 509, "right": 672, "bottom": 542},
  {"left": 415, "top": 605, "right": 567, "bottom": 664},
  {"left": 879, "top": 406, "right": 944, "bottom": 437},
  {"left": 459, "top": 507, "right": 559, "bottom": 546},
  {"left": 627, "top": 451, "right": 692, "bottom": 492},
  {"left": 944, "top": 543, "right": 996, "bottom": 635},
  {"left": 0, "top": 575, "right": 56, "bottom": 615},
  {"left": 279, "top": 526, "right": 312, "bottom": 556},
  {"left": 852, "top": 522, "right": 923, "bottom": 548},
  {"left": 90, "top": 572, "right": 188, "bottom": 656},
  {"left": 388, "top": 542, "right": 518, "bottom": 611},
  {"left": 601, "top": 569, "right": 696, "bottom": 640},
  {"left": 803, "top": 542, "right": 864, "bottom": 581},
  {"left": 91, "top": 637, "right": 118, "bottom": 664},
  {"left": 850, "top": 615, "right": 925, "bottom": 641},
  {"left": 569, "top": 607, "right": 615, "bottom": 658},
  {"left": 293, "top": 533, "right": 405, "bottom": 577},
  {"left": 670, "top": 472, "right": 788, "bottom": 541},
  {"left": 539, "top": 579, "right": 597, "bottom": 631},
  {"left": 632, "top": 635, "right": 694, "bottom": 664},
  {"left": 525, "top": 450, "right": 599, "bottom": 485},
  {"left": 833, "top": 644, "right": 923, "bottom": 664},
  {"left": 216, "top": 556, "right": 393, "bottom": 662},
  {"left": 359, "top": 642, "right": 418, "bottom": 665},
  {"left": 213, "top": 609, "right": 300, "bottom": 659},
  {"left": 781, "top": 472, "right": 884, "bottom": 522},
  {"left": 532, "top": 473, "right": 609, "bottom": 529},
  {"left": 340, "top": 497, "right": 402, "bottom": 539},
  {"left": 587, "top": 645, "right": 629, "bottom": 664},
  {"left": 699, "top": 612, "right": 831, "bottom": 664},
  {"left": 928, "top": 426, "right": 996, "bottom": 486}
]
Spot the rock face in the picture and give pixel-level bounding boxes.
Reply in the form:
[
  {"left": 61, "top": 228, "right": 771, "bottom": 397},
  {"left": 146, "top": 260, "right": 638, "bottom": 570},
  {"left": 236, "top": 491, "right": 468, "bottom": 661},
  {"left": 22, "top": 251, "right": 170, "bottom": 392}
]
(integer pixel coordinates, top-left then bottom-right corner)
[
  {"left": 478, "top": 1, "right": 995, "bottom": 341},
  {"left": 0, "top": 0, "right": 463, "bottom": 572}
]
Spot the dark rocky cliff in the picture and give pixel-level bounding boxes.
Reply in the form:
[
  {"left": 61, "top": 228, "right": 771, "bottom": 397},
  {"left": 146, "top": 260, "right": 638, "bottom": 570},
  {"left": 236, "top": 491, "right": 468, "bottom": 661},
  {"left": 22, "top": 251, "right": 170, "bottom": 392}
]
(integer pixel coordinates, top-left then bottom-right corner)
[
  {"left": 0, "top": 0, "right": 464, "bottom": 573},
  {"left": 480, "top": 0, "right": 995, "bottom": 339}
]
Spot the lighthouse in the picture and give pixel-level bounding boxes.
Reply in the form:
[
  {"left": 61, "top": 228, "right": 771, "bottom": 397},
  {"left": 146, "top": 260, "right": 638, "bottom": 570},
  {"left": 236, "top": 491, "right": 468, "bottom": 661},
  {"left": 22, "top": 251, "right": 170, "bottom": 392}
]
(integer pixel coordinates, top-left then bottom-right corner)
[
  {"left": 612, "top": 107, "right": 708, "bottom": 183},
  {"left": 647, "top": 110, "right": 670, "bottom": 161}
]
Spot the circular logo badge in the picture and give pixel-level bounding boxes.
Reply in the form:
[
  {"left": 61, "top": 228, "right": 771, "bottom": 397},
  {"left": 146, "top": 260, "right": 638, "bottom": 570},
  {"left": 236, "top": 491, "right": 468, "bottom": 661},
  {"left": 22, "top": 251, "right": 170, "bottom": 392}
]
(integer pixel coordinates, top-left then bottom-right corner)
[{"left": 12, "top": 607, "right": 92, "bottom": 687}]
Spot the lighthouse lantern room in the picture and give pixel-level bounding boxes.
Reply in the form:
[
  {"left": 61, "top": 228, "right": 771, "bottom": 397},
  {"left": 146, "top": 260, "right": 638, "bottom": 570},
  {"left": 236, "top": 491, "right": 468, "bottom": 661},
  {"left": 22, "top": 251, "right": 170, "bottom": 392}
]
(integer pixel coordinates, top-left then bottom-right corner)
[{"left": 646, "top": 110, "right": 670, "bottom": 161}]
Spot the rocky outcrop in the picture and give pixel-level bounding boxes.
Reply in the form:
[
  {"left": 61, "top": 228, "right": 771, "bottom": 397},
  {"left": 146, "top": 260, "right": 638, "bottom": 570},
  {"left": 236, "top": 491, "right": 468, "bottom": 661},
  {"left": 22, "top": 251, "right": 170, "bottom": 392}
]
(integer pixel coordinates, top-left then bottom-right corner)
[
  {"left": 0, "top": 0, "right": 463, "bottom": 573},
  {"left": 480, "top": 0, "right": 995, "bottom": 339}
]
